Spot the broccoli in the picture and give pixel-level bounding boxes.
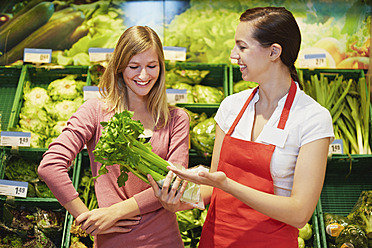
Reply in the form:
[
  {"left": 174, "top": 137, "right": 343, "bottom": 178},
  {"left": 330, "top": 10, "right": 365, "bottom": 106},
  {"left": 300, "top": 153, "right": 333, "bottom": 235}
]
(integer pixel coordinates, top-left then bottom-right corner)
[
  {"left": 347, "top": 191, "right": 372, "bottom": 238},
  {"left": 323, "top": 212, "right": 351, "bottom": 245}
]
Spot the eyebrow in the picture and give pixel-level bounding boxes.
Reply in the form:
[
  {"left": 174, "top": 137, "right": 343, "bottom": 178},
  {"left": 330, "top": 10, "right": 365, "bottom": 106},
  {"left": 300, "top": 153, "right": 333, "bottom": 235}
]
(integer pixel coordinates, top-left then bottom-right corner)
[{"left": 128, "top": 60, "right": 159, "bottom": 64}]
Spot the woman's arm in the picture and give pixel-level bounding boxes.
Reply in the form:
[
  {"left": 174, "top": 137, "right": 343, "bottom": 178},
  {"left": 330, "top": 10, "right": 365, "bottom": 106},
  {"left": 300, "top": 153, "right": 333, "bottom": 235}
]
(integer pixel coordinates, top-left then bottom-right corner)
[
  {"left": 75, "top": 197, "right": 141, "bottom": 236},
  {"left": 170, "top": 137, "right": 330, "bottom": 228}
]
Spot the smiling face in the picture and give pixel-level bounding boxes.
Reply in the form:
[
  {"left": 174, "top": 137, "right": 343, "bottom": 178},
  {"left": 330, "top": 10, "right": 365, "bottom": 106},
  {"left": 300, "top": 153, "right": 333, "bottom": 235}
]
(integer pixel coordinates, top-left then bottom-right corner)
[
  {"left": 230, "top": 21, "right": 271, "bottom": 83},
  {"left": 123, "top": 47, "right": 160, "bottom": 99}
]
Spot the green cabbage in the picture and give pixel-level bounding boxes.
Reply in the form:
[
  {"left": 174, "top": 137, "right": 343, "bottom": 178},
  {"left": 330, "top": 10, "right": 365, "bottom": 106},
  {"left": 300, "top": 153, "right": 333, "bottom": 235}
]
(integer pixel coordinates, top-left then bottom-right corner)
[
  {"left": 46, "top": 100, "right": 81, "bottom": 121},
  {"left": 191, "top": 116, "right": 216, "bottom": 158},
  {"left": 193, "top": 85, "right": 224, "bottom": 103}
]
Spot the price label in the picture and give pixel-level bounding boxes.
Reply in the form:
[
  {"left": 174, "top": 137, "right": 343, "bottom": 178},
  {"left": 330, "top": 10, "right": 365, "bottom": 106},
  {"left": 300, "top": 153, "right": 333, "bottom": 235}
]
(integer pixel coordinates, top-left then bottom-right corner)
[
  {"left": 83, "top": 86, "right": 102, "bottom": 101},
  {"left": 89, "top": 48, "right": 114, "bottom": 62},
  {"left": 163, "top": 46, "right": 186, "bottom": 61},
  {"left": 0, "top": 131, "right": 31, "bottom": 147},
  {"left": 24, "top": 48, "right": 52, "bottom": 64},
  {"left": 166, "top": 89, "right": 187, "bottom": 105},
  {"left": 298, "top": 53, "right": 327, "bottom": 68},
  {"left": 329, "top": 139, "right": 343, "bottom": 155},
  {"left": 0, "top": 179, "right": 28, "bottom": 198}
]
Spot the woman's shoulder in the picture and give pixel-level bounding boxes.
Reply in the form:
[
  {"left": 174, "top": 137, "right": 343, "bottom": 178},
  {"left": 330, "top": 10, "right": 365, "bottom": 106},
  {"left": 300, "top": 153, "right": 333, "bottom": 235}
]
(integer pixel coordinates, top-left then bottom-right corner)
[{"left": 169, "top": 107, "right": 190, "bottom": 122}]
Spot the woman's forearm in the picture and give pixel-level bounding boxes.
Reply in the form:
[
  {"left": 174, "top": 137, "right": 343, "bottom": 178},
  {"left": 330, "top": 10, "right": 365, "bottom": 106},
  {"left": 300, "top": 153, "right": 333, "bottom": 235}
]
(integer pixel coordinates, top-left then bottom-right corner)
[{"left": 63, "top": 197, "right": 90, "bottom": 218}]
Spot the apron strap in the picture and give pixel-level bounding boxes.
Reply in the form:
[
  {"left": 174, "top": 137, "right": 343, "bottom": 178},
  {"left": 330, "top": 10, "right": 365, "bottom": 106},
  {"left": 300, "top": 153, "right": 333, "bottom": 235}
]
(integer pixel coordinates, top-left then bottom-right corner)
[
  {"left": 277, "top": 79, "right": 297, "bottom": 130},
  {"left": 226, "top": 87, "right": 258, "bottom": 136}
]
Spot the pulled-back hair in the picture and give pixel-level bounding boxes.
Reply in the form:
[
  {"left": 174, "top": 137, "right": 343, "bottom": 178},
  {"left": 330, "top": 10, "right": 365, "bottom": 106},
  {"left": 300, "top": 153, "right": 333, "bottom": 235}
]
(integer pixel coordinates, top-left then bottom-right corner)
[
  {"left": 99, "top": 26, "right": 169, "bottom": 128},
  {"left": 240, "top": 7, "right": 301, "bottom": 82}
]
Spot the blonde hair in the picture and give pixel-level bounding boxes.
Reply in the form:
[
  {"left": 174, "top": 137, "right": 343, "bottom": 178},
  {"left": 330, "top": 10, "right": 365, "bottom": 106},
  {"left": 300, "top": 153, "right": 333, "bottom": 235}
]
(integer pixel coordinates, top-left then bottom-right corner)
[{"left": 99, "top": 26, "right": 170, "bottom": 128}]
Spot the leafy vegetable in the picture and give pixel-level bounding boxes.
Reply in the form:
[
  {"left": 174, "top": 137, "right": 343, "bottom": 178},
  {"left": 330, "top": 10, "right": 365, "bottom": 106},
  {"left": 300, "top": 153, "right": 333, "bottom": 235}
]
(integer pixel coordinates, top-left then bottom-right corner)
[
  {"left": 47, "top": 75, "right": 85, "bottom": 101},
  {"left": 176, "top": 208, "right": 207, "bottom": 248},
  {"left": 93, "top": 110, "right": 169, "bottom": 187},
  {"left": 233, "top": 80, "right": 258, "bottom": 93},
  {"left": 93, "top": 110, "right": 203, "bottom": 207},
  {"left": 190, "top": 116, "right": 216, "bottom": 158},
  {"left": 192, "top": 85, "right": 224, "bottom": 104}
]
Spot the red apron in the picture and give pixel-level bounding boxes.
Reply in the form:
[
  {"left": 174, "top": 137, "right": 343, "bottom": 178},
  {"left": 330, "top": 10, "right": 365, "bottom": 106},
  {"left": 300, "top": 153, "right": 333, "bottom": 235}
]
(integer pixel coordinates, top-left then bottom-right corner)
[{"left": 199, "top": 80, "right": 299, "bottom": 248}]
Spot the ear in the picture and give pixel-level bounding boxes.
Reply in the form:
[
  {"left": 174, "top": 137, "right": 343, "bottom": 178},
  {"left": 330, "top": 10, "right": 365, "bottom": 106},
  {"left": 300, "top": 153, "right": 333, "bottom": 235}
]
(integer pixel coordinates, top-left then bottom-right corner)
[{"left": 269, "top": 43, "right": 282, "bottom": 60}]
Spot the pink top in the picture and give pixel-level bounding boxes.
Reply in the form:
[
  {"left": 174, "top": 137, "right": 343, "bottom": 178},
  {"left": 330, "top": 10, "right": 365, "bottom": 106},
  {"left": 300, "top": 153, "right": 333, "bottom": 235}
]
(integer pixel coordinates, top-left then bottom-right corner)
[{"left": 38, "top": 99, "right": 190, "bottom": 248}]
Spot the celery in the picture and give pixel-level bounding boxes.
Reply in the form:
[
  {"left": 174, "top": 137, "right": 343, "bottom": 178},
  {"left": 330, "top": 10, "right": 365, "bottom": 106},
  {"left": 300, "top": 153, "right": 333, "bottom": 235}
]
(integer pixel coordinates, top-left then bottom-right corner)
[{"left": 93, "top": 111, "right": 170, "bottom": 187}]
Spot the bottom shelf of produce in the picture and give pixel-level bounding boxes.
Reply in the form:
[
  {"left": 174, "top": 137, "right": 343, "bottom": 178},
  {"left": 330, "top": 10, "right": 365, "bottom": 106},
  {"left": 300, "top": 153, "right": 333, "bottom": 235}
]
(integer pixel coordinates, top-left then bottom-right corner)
[{"left": 318, "top": 157, "right": 372, "bottom": 248}]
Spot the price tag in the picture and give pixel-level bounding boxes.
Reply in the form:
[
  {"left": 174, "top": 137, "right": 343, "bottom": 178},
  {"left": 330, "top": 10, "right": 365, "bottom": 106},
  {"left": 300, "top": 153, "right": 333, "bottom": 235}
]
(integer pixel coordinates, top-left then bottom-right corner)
[
  {"left": 88, "top": 48, "right": 114, "bottom": 62},
  {"left": 0, "top": 131, "right": 31, "bottom": 147},
  {"left": 166, "top": 89, "right": 187, "bottom": 105},
  {"left": 298, "top": 53, "right": 327, "bottom": 68},
  {"left": 83, "top": 86, "right": 102, "bottom": 101},
  {"left": 329, "top": 139, "right": 343, "bottom": 155},
  {"left": 24, "top": 48, "right": 52, "bottom": 64},
  {"left": 0, "top": 179, "right": 28, "bottom": 198},
  {"left": 163, "top": 46, "right": 186, "bottom": 61}
]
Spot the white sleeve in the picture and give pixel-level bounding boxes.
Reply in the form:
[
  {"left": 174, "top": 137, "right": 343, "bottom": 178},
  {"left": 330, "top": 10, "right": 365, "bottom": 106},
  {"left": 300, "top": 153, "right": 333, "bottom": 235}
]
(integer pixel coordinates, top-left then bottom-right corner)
[{"left": 300, "top": 105, "right": 334, "bottom": 146}]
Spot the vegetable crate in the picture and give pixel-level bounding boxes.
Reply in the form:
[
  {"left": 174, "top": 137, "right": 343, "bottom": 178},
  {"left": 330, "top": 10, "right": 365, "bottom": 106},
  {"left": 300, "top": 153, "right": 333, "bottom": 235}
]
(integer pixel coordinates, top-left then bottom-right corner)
[
  {"left": 166, "top": 62, "right": 229, "bottom": 103},
  {"left": 229, "top": 64, "right": 243, "bottom": 95},
  {"left": 0, "top": 147, "right": 76, "bottom": 205},
  {"left": 6, "top": 65, "right": 89, "bottom": 149},
  {"left": 0, "top": 66, "right": 23, "bottom": 131},
  {"left": 8, "top": 65, "right": 89, "bottom": 130},
  {"left": 62, "top": 151, "right": 95, "bottom": 248},
  {"left": 0, "top": 196, "right": 68, "bottom": 247},
  {"left": 317, "top": 157, "right": 372, "bottom": 247}
]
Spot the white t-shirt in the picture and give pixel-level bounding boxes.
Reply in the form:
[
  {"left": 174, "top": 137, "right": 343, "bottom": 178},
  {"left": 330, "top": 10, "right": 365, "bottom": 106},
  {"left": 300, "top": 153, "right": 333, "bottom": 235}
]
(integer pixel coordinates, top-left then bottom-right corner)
[{"left": 215, "top": 83, "right": 334, "bottom": 197}]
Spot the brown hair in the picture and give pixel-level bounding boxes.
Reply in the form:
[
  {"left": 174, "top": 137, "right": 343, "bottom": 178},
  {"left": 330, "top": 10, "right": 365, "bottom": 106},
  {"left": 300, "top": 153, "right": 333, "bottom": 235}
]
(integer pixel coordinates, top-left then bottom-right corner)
[
  {"left": 240, "top": 7, "right": 301, "bottom": 82},
  {"left": 99, "top": 26, "right": 169, "bottom": 128}
]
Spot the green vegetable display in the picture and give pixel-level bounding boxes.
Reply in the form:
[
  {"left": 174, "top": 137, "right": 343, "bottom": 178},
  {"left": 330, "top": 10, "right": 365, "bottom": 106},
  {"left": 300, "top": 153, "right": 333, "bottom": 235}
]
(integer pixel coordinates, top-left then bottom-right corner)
[
  {"left": 0, "top": 203, "right": 64, "bottom": 247},
  {"left": 17, "top": 76, "right": 85, "bottom": 148},
  {"left": 298, "top": 72, "right": 371, "bottom": 154},
  {"left": 176, "top": 208, "right": 207, "bottom": 248},
  {"left": 3, "top": 154, "right": 54, "bottom": 198},
  {"left": 192, "top": 85, "right": 224, "bottom": 104},
  {"left": 323, "top": 191, "right": 372, "bottom": 247},
  {"left": 336, "top": 224, "right": 368, "bottom": 248},
  {"left": 347, "top": 191, "right": 372, "bottom": 239}
]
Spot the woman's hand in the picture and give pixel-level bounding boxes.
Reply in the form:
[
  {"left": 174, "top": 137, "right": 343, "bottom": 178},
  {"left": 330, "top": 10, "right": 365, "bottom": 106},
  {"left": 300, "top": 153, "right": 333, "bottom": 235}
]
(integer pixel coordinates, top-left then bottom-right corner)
[
  {"left": 168, "top": 166, "right": 228, "bottom": 190},
  {"left": 148, "top": 171, "right": 190, "bottom": 212},
  {"left": 75, "top": 208, "right": 141, "bottom": 236}
]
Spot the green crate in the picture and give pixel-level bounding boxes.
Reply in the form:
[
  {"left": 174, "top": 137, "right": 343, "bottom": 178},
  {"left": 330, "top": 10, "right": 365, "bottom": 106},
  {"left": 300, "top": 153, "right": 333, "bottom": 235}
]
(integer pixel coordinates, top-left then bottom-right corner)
[
  {"left": 310, "top": 206, "right": 322, "bottom": 248},
  {"left": 229, "top": 64, "right": 244, "bottom": 95},
  {"left": 0, "top": 66, "right": 23, "bottom": 131},
  {"left": 0, "top": 197, "right": 67, "bottom": 247},
  {"left": 0, "top": 147, "right": 77, "bottom": 205},
  {"left": 166, "top": 62, "right": 229, "bottom": 100},
  {"left": 8, "top": 65, "right": 88, "bottom": 130},
  {"left": 318, "top": 158, "right": 372, "bottom": 247}
]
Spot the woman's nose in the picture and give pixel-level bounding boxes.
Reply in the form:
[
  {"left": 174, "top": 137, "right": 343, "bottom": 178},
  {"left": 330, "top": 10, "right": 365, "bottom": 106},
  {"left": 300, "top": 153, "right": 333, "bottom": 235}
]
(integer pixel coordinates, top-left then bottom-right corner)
[
  {"left": 139, "top": 68, "right": 148, "bottom": 80},
  {"left": 230, "top": 47, "right": 239, "bottom": 60}
]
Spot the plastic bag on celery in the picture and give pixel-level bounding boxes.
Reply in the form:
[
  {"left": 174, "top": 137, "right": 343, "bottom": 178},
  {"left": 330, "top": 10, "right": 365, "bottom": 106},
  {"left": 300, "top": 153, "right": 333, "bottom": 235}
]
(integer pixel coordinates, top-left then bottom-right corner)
[{"left": 156, "top": 162, "right": 209, "bottom": 210}]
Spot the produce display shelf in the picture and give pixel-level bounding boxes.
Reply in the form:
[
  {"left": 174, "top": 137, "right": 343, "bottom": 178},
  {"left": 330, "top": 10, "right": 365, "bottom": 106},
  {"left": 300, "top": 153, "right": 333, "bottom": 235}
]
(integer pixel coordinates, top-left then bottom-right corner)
[
  {"left": 0, "top": 197, "right": 67, "bottom": 247},
  {"left": 317, "top": 159, "right": 372, "bottom": 248},
  {"left": 166, "top": 62, "right": 229, "bottom": 99},
  {"left": 0, "top": 66, "right": 23, "bottom": 131},
  {"left": 8, "top": 65, "right": 89, "bottom": 131},
  {"left": 176, "top": 103, "right": 219, "bottom": 117},
  {"left": 0, "top": 147, "right": 77, "bottom": 206}
]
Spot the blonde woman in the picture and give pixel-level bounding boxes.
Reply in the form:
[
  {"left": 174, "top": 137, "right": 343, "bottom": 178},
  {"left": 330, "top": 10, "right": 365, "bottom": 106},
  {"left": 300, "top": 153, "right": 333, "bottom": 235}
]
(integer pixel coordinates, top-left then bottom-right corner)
[{"left": 39, "top": 26, "right": 189, "bottom": 248}]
